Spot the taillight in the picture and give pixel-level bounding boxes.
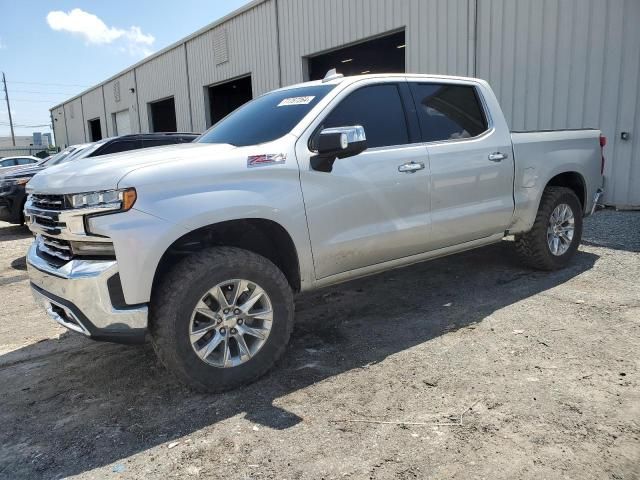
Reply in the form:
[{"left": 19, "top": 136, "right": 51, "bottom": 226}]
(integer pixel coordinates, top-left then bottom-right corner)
[{"left": 599, "top": 135, "right": 607, "bottom": 175}]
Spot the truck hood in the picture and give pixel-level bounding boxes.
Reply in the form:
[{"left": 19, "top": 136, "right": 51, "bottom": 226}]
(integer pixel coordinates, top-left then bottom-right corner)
[{"left": 26, "top": 143, "right": 234, "bottom": 194}]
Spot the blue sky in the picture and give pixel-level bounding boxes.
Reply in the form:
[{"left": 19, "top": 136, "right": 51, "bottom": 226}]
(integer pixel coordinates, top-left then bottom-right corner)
[{"left": 0, "top": 0, "right": 250, "bottom": 138}]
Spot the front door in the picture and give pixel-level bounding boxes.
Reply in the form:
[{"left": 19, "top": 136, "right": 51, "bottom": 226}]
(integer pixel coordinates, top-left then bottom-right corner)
[{"left": 297, "top": 81, "right": 431, "bottom": 279}]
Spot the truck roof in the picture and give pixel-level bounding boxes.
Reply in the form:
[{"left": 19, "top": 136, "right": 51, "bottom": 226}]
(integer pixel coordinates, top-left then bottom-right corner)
[{"left": 276, "top": 72, "right": 485, "bottom": 92}]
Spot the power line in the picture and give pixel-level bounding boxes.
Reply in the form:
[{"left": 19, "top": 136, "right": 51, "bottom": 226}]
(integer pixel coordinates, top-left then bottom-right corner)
[
  {"left": 10, "top": 98, "right": 65, "bottom": 103},
  {"left": 9, "top": 89, "right": 80, "bottom": 95},
  {"left": 0, "top": 122, "right": 51, "bottom": 128},
  {"left": 7, "top": 80, "right": 90, "bottom": 87}
]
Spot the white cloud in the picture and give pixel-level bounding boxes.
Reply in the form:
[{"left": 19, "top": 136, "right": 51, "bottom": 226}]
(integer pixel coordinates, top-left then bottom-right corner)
[{"left": 46, "top": 8, "right": 154, "bottom": 57}]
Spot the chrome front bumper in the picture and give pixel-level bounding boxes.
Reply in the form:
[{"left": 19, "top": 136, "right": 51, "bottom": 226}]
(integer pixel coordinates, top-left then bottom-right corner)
[{"left": 27, "top": 241, "right": 148, "bottom": 343}]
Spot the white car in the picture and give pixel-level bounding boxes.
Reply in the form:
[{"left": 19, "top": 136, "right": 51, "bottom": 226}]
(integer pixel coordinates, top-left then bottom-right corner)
[{"left": 0, "top": 155, "right": 40, "bottom": 174}]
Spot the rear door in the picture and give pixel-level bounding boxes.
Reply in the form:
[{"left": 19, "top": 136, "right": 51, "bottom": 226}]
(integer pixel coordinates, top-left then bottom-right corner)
[
  {"left": 408, "top": 81, "right": 514, "bottom": 249},
  {"left": 297, "top": 80, "right": 431, "bottom": 279}
]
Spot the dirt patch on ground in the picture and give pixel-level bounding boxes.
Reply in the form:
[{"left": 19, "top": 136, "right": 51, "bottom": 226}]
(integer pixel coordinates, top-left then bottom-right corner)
[{"left": 0, "top": 211, "right": 638, "bottom": 479}]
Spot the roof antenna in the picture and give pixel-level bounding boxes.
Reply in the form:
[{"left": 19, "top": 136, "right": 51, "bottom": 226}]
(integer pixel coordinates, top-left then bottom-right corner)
[{"left": 322, "top": 68, "right": 344, "bottom": 82}]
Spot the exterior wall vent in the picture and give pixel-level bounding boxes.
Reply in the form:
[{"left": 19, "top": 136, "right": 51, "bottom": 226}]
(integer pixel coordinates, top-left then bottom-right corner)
[
  {"left": 114, "top": 81, "right": 121, "bottom": 103},
  {"left": 214, "top": 29, "right": 229, "bottom": 65}
]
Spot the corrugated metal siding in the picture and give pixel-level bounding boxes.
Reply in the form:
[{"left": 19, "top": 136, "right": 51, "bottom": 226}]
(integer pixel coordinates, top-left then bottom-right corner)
[
  {"left": 134, "top": 46, "right": 191, "bottom": 132},
  {"left": 80, "top": 87, "right": 106, "bottom": 140},
  {"left": 476, "top": 0, "right": 640, "bottom": 206},
  {"left": 186, "top": 0, "right": 280, "bottom": 132},
  {"left": 48, "top": 0, "right": 638, "bottom": 206},
  {"left": 63, "top": 98, "right": 85, "bottom": 145},
  {"left": 614, "top": 0, "right": 640, "bottom": 207},
  {"left": 103, "top": 70, "right": 140, "bottom": 136},
  {"left": 277, "top": 0, "right": 472, "bottom": 85},
  {"left": 51, "top": 106, "right": 68, "bottom": 148}
]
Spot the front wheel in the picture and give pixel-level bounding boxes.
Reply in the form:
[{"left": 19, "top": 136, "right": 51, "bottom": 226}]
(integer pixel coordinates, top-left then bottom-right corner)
[
  {"left": 515, "top": 186, "right": 583, "bottom": 270},
  {"left": 150, "top": 247, "right": 294, "bottom": 392}
]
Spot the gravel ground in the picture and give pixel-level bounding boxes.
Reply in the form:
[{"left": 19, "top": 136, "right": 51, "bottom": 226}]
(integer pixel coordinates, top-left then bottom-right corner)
[{"left": 0, "top": 210, "right": 638, "bottom": 479}]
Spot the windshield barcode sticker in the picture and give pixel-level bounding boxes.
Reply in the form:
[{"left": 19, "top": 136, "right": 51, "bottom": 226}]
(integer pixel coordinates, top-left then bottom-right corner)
[{"left": 277, "top": 96, "right": 315, "bottom": 107}]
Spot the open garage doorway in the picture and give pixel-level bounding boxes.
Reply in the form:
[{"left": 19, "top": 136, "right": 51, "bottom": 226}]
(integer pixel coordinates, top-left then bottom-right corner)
[
  {"left": 149, "top": 97, "right": 177, "bottom": 132},
  {"left": 88, "top": 118, "right": 102, "bottom": 141},
  {"left": 308, "top": 30, "right": 405, "bottom": 80},
  {"left": 207, "top": 75, "right": 253, "bottom": 127}
]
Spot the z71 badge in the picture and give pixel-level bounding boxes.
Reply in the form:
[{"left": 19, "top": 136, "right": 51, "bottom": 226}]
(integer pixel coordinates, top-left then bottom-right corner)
[{"left": 247, "top": 153, "right": 287, "bottom": 168}]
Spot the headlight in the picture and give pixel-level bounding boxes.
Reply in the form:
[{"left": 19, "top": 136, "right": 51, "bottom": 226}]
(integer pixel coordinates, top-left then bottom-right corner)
[{"left": 67, "top": 187, "right": 136, "bottom": 211}]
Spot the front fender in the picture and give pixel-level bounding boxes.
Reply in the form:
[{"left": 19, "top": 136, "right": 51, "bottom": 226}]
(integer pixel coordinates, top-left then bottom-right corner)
[{"left": 96, "top": 156, "right": 314, "bottom": 303}]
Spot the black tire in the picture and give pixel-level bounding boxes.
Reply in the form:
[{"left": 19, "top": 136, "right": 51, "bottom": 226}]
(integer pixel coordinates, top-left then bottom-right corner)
[
  {"left": 150, "top": 246, "right": 294, "bottom": 392},
  {"left": 514, "top": 186, "right": 583, "bottom": 271}
]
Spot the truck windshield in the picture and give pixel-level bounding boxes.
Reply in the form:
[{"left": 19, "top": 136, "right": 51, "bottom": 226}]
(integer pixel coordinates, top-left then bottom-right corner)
[{"left": 197, "top": 84, "right": 335, "bottom": 147}]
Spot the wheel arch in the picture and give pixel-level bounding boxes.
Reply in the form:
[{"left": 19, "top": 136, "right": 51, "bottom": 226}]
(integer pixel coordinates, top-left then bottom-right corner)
[
  {"left": 544, "top": 171, "right": 587, "bottom": 212},
  {"left": 151, "top": 218, "right": 302, "bottom": 300}
]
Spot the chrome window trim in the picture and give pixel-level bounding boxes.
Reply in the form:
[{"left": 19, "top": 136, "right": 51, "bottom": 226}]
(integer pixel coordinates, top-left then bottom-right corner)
[
  {"left": 407, "top": 80, "right": 494, "bottom": 147},
  {"left": 305, "top": 78, "right": 415, "bottom": 155}
]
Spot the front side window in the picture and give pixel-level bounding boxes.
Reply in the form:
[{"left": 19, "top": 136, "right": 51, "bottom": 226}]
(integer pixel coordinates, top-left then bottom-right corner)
[
  {"left": 198, "top": 85, "right": 335, "bottom": 147},
  {"left": 410, "top": 83, "right": 488, "bottom": 142},
  {"left": 17, "top": 158, "right": 36, "bottom": 165},
  {"left": 318, "top": 84, "right": 409, "bottom": 149}
]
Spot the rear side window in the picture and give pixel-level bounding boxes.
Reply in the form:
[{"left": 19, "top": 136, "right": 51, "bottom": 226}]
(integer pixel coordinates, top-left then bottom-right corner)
[
  {"left": 410, "top": 83, "right": 488, "bottom": 142},
  {"left": 319, "top": 84, "right": 409, "bottom": 148},
  {"left": 97, "top": 140, "right": 142, "bottom": 155},
  {"left": 1, "top": 159, "right": 16, "bottom": 167}
]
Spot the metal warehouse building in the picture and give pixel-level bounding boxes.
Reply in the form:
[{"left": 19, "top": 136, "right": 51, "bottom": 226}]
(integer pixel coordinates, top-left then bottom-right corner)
[{"left": 51, "top": 0, "right": 640, "bottom": 208}]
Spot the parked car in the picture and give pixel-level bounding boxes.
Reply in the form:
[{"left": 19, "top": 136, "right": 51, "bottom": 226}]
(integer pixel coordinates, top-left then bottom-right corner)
[
  {"left": 24, "top": 73, "right": 604, "bottom": 392},
  {"left": 0, "top": 155, "right": 40, "bottom": 174},
  {"left": 0, "top": 133, "right": 197, "bottom": 224}
]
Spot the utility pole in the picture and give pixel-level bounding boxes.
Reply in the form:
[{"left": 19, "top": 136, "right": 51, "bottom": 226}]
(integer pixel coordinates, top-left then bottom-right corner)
[{"left": 2, "top": 72, "right": 16, "bottom": 146}]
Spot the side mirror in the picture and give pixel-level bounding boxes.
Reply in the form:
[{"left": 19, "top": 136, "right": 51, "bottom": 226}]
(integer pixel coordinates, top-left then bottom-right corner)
[{"left": 311, "top": 125, "right": 367, "bottom": 172}]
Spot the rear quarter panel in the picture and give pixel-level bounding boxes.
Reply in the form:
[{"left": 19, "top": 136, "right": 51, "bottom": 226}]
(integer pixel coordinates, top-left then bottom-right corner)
[{"left": 509, "top": 130, "right": 603, "bottom": 233}]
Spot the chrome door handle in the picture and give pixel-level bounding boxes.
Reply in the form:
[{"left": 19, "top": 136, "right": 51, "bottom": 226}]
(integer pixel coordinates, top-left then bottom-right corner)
[
  {"left": 488, "top": 152, "right": 508, "bottom": 162},
  {"left": 398, "top": 161, "right": 425, "bottom": 173}
]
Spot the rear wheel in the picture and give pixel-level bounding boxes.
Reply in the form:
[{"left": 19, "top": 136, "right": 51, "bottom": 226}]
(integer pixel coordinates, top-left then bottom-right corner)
[
  {"left": 515, "top": 186, "right": 583, "bottom": 270},
  {"left": 150, "top": 247, "right": 294, "bottom": 392}
]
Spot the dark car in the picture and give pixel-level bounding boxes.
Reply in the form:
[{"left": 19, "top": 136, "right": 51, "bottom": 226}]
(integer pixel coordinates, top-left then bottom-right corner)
[{"left": 0, "top": 132, "right": 198, "bottom": 224}]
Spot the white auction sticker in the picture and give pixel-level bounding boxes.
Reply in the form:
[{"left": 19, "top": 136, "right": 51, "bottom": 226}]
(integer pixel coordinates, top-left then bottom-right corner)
[{"left": 277, "top": 96, "right": 315, "bottom": 106}]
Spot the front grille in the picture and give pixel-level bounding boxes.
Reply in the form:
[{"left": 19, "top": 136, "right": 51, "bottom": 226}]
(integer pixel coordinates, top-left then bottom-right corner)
[
  {"left": 31, "top": 194, "right": 66, "bottom": 210},
  {"left": 38, "top": 235, "right": 73, "bottom": 265},
  {"left": 30, "top": 213, "right": 65, "bottom": 235}
]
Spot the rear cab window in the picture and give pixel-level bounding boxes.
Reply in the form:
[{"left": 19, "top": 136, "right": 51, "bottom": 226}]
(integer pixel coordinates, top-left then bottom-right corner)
[{"left": 409, "top": 83, "right": 489, "bottom": 142}]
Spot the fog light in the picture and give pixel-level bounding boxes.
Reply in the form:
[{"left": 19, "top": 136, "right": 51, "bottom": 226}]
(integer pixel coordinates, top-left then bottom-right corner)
[{"left": 70, "top": 241, "right": 115, "bottom": 256}]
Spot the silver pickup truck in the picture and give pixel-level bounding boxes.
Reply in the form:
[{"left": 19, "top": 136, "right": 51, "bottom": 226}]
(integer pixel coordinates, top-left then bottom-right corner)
[{"left": 25, "top": 73, "right": 605, "bottom": 391}]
